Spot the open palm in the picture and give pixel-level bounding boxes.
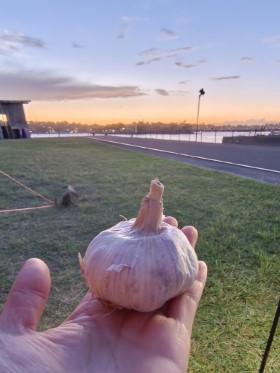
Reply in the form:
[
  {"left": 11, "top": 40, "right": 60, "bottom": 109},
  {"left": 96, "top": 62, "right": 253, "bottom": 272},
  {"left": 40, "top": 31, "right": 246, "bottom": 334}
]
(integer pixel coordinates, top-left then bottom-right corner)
[{"left": 0, "top": 226, "right": 207, "bottom": 373}]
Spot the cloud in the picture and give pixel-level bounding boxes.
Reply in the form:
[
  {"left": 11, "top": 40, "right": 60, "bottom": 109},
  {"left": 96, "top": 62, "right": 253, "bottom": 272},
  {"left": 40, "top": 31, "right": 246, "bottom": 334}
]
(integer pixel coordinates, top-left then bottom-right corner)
[
  {"left": 175, "top": 62, "right": 196, "bottom": 68},
  {"left": 136, "top": 45, "right": 192, "bottom": 66},
  {"left": 211, "top": 75, "right": 240, "bottom": 80},
  {"left": 0, "top": 30, "right": 44, "bottom": 55},
  {"left": 160, "top": 28, "right": 178, "bottom": 40},
  {"left": 139, "top": 46, "right": 191, "bottom": 57},
  {"left": 117, "top": 16, "right": 135, "bottom": 39},
  {"left": 178, "top": 80, "right": 189, "bottom": 84},
  {"left": 154, "top": 88, "right": 188, "bottom": 96},
  {"left": 222, "top": 118, "right": 267, "bottom": 126},
  {"left": 173, "top": 90, "right": 189, "bottom": 95},
  {"left": 136, "top": 57, "right": 161, "bottom": 66},
  {"left": 155, "top": 88, "right": 170, "bottom": 96},
  {"left": 240, "top": 56, "right": 254, "bottom": 61},
  {"left": 117, "top": 16, "right": 147, "bottom": 40},
  {"left": 72, "top": 42, "right": 84, "bottom": 48},
  {"left": 172, "top": 46, "right": 192, "bottom": 52},
  {"left": 139, "top": 47, "right": 159, "bottom": 56},
  {"left": 0, "top": 68, "right": 146, "bottom": 101},
  {"left": 117, "top": 23, "right": 128, "bottom": 40},
  {"left": 0, "top": 31, "right": 44, "bottom": 47},
  {"left": 262, "top": 35, "right": 280, "bottom": 46}
]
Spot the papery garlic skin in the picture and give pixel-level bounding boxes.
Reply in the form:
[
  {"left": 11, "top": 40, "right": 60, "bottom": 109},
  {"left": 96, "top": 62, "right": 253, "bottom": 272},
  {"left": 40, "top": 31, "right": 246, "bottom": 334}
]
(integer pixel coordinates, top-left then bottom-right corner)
[
  {"left": 79, "top": 179, "right": 199, "bottom": 312},
  {"left": 80, "top": 218, "right": 198, "bottom": 312}
]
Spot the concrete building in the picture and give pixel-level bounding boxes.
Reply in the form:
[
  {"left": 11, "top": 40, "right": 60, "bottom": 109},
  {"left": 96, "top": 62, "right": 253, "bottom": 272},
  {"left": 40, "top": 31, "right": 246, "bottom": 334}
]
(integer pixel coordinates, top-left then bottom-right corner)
[{"left": 0, "top": 100, "right": 30, "bottom": 139}]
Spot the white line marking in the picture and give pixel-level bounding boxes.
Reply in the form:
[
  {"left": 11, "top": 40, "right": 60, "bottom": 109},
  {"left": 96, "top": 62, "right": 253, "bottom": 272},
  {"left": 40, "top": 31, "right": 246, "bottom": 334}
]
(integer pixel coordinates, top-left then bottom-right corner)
[{"left": 92, "top": 138, "right": 280, "bottom": 175}]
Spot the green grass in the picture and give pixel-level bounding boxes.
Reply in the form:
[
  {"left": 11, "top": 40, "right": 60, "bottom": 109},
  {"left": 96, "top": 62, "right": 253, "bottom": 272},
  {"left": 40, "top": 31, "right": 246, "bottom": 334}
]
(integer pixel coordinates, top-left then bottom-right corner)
[{"left": 0, "top": 137, "right": 279, "bottom": 373}]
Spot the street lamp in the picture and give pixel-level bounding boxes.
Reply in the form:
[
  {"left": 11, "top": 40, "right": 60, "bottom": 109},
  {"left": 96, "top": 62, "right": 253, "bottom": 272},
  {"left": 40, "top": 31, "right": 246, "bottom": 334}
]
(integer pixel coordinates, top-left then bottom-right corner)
[{"left": 195, "top": 88, "right": 205, "bottom": 141}]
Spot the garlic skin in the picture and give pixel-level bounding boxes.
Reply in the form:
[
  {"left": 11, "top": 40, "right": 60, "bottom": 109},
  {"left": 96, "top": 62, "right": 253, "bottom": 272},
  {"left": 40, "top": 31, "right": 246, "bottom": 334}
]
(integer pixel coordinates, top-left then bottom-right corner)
[{"left": 79, "top": 179, "right": 198, "bottom": 312}]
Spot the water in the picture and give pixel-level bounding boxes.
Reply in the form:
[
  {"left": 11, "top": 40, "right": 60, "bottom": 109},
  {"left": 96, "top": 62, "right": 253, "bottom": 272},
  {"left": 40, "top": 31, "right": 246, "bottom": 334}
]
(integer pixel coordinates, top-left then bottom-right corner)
[
  {"left": 31, "top": 132, "right": 90, "bottom": 138},
  {"left": 30, "top": 130, "right": 271, "bottom": 144},
  {"left": 106, "top": 131, "right": 271, "bottom": 144}
]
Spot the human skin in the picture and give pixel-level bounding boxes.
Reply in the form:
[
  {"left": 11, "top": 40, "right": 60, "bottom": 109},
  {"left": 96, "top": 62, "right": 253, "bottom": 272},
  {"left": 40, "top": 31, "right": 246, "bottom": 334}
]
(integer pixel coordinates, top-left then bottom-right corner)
[{"left": 0, "top": 222, "right": 207, "bottom": 373}]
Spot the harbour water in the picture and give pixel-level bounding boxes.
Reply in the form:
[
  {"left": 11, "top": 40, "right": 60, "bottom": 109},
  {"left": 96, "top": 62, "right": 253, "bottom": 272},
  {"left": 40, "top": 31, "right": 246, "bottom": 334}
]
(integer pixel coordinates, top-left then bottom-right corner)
[
  {"left": 31, "top": 130, "right": 271, "bottom": 144},
  {"left": 114, "top": 131, "right": 271, "bottom": 144}
]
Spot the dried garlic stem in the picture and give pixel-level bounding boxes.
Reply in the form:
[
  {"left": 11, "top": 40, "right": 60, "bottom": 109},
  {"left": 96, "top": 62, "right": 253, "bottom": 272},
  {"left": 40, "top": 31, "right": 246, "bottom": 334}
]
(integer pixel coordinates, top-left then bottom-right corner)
[{"left": 133, "top": 179, "right": 164, "bottom": 233}]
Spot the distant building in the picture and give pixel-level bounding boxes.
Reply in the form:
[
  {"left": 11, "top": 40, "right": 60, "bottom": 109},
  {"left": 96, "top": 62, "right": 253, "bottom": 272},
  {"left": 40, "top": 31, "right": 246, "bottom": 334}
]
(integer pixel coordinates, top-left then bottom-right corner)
[{"left": 0, "top": 100, "right": 30, "bottom": 139}]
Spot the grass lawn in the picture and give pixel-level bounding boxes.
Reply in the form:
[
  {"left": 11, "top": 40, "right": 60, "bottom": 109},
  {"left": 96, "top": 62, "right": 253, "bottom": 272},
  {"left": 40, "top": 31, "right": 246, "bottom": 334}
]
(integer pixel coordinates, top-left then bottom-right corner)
[{"left": 0, "top": 137, "right": 279, "bottom": 372}]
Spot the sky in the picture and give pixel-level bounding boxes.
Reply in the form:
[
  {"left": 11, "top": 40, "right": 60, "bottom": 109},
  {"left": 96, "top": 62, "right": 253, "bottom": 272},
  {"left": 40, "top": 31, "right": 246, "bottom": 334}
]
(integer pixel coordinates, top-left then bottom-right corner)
[{"left": 0, "top": 0, "right": 279, "bottom": 126}]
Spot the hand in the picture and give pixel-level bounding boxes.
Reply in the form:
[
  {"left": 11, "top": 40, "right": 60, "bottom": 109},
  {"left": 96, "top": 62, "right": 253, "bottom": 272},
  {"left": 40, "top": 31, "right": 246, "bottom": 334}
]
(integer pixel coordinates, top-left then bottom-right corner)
[{"left": 0, "top": 221, "right": 207, "bottom": 373}]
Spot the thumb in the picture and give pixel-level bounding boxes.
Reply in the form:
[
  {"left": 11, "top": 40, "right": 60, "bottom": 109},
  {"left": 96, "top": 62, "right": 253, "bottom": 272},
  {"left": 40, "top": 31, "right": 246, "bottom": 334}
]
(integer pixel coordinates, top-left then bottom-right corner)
[
  {"left": 166, "top": 261, "right": 207, "bottom": 327},
  {"left": 0, "top": 258, "right": 51, "bottom": 334}
]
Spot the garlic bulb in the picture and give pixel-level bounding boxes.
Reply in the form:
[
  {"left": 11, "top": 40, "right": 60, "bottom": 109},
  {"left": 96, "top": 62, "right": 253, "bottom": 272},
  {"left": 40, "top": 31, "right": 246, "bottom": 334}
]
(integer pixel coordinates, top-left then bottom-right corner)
[{"left": 79, "top": 179, "right": 198, "bottom": 312}]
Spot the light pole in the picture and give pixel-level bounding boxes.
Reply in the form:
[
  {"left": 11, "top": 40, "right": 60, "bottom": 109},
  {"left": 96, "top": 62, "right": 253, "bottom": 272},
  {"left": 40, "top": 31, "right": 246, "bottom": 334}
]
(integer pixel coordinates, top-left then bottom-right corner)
[{"left": 195, "top": 88, "right": 205, "bottom": 141}]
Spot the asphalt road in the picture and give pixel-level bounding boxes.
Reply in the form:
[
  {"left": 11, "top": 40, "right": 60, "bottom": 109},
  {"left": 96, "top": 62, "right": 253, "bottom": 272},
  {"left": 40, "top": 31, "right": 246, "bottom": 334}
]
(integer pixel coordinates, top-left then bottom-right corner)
[{"left": 91, "top": 136, "right": 280, "bottom": 186}]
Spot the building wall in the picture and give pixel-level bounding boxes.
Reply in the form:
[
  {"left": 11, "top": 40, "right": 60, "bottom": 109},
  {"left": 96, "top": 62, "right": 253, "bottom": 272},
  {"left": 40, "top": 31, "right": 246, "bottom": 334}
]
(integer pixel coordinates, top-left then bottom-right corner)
[
  {"left": 0, "top": 101, "right": 30, "bottom": 139},
  {"left": 0, "top": 103, "right": 28, "bottom": 130}
]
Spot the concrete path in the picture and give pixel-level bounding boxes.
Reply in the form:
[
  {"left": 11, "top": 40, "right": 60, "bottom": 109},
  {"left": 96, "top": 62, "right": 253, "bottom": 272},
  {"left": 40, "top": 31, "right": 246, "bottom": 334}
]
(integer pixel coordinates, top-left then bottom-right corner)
[{"left": 91, "top": 136, "right": 280, "bottom": 186}]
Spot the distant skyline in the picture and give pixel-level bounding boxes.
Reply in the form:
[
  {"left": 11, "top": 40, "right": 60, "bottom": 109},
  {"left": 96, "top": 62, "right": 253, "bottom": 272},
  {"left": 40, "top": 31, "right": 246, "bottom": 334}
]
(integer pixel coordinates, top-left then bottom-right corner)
[{"left": 0, "top": 0, "right": 279, "bottom": 125}]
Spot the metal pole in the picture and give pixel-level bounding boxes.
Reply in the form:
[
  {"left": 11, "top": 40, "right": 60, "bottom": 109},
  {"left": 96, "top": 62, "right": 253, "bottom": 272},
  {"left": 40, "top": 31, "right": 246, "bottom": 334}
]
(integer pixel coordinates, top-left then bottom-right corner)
[
  {"left": 195, "top": 95, "right": 201, "bottom": 142},
  {"left": 259, "top": 299, "right": 280, "bottom": 373},
  {"left": 195, "top": 89, "right": 205, "bottom": 142}
]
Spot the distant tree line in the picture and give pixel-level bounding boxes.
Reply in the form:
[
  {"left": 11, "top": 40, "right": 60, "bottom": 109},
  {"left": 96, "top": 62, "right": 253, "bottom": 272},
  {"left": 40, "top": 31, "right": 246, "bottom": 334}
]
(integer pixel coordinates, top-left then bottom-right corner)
[{"left": 28, "top": 120, "right": 280, "bottom": 135}]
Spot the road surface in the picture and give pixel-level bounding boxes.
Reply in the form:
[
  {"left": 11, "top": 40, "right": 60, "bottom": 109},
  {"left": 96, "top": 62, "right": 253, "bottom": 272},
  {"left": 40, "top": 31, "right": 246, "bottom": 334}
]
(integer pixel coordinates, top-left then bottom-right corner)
[{"left": 91, "top": 136, "right": 280, "bottom": 186}]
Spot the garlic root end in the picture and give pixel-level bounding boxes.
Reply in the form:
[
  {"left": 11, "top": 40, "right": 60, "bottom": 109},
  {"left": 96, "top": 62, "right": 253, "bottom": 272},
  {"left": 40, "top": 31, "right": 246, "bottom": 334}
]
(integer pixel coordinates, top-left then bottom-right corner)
[
  {"left": 149, "top": 178, "right": 164, "bottom": 202},
  {"left": 133, "top": 178, "right": 164, "bottom": 233}
]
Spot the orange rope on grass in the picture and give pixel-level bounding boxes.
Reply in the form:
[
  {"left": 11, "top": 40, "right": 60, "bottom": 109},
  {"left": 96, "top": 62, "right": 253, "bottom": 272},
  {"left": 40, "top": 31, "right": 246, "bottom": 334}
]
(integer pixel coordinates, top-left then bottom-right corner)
[
  {"left": 0, "top": 205, "right": 54, "bottom": 213},
  {"left": 0, "top": 170, "right": 54, "bottom": 203},
  {"left": 0, "top": 170, "right": 55, "bottom": 213}
]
